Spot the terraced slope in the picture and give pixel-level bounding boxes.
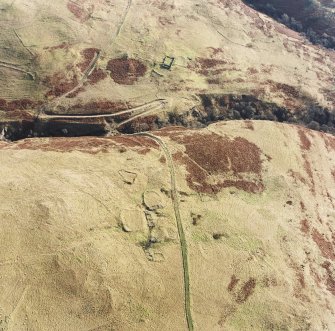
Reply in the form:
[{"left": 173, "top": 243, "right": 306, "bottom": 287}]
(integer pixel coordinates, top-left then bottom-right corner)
[{"left": 0, "top": 121, "right": 334, "bottom": 330}]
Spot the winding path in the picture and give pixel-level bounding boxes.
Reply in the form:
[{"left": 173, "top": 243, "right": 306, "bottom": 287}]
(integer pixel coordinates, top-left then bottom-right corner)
[
  {"left": 48, "top": 0, "right": 133, "bottom": 103},
  {"left": 134, "top": 132, "right": 194, "bottom": 331},
  {"left": 39, "top": 99, "right": 167, "bottom": 121}
]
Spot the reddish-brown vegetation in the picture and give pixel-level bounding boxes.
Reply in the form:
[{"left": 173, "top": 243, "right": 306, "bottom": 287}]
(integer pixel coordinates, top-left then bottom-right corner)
[
  {"left": 106, "top": 58, "right": 147, "bottom": 85},
  {"left": 151, "top": 1, "right": 175, "bottom": 10},
  {"left": 168, "top": 131, "right": 264, "bottom": 194},
  {"left": 78, "top": 48, "right": 99, "bottom": 73},
  {"left": 300, "top": 219, "right": 310, "bottom": 234},
  {"left": 312, "top": 229, "right": 335, "bottom": 261},
  {"left": 155, "top": 126, "right": 187, "bottom": 136},
  {"left": 303, "top": 155, "right": 315, "bottom": 193},
  {"left": 298, "top": 128, "right": 312, "bottom": 150},
  {"left": 247, "top": 67, "right": 259, "bottom": 75},
  {"left": 44, "top": 42, "right": 70, "bottom": 51},
  {"left": 67, "top": 1, "right": 93, "bottom": 22},
  {"left": 159, "top": 155, "right": 166, "bottom": 164},
  {"left": 321, "top": 261, "right": 335, "bottom": 296},
  {"left": 43, "top": 48, "right": 105, "bottom": 97},
  {"left": 192, "top": 58, "right": 227, "bottom": 76},
  {"left": 118, "top": 115, "right": 159, "bottom": 133},
  {"left": 228, "top": 275, "right": 239, "bottom": 292},
  {"left": 2, "top": 135, "right": 159, "bottom": 155},
  {"left": 243, "top": 120, "right": 254, "bottom": 130},
  {"left": 208, "top": 47, "right": 224, "bottom": 56},
  {"left": 207, "top": 78, "right": 220, "bottom": 85},
  {"left": 43, "top": 72, "right": 78, "bottom": 97},
  {"left": 158, "top": 17, "right": 174, "bottom": 25},
  {"left": 300, "top": 201, "right": 306, "bottom": 211},
  {"left": 331, "top": 169, "right": 335, "bottom": 183},
  {"left": 87, "top": 68, "right": 107, "bottom": 85},
  {"left": 323, "top": 134, "right": 335, "bottom": 152},
  {"left": 267, "top": 80, "right": 301, "bottom": 99},
  {"left": 262, "top": 276, "right": 278, "bottom": 288},
  {"left": 0, "top": 98, "right": 42, "bottom": 112},
  {"left": 67, "top": 101, "right": 128, "bottom": 114},
  {"left": 111, "top": 136, "right": 159, "bottom": 154},
  {"left": 3, "top": 110, "right": 34, "bottom": 121},
  {"left": 236, "top": 278, "right": 256, "bottom": 303}
]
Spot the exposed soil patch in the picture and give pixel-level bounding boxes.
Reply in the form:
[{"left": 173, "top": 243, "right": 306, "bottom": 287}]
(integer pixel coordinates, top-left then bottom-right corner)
[
  {"left": 106, "top": 58, "right": 147, "bottom": 85},
  {"left": 236, "top": 278, "right": 256, "bottom": 303},
  {"left": 312, "top": 229, "right": 335, "bottom": 261},
  {"left": 167, "top": 130, "right": 264, "bottom": 194}
]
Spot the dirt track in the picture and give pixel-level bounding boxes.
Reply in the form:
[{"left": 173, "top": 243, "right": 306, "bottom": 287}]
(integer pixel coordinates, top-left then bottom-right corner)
[{"left": 135, "top": 132, "right": 194, "bottom": 331}]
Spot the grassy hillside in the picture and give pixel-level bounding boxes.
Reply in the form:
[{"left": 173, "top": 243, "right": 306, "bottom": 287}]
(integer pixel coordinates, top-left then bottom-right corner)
[{"left": 0, "top": 121, "right": 334, "bottom": 330}]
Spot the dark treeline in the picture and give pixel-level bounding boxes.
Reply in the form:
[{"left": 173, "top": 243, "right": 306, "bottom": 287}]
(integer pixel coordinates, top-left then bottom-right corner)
[{"left": 243, "top": 0, "right": 335, "bottom": 50}]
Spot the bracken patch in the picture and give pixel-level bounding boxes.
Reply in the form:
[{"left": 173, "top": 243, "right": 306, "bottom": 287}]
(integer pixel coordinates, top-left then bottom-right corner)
[
  {"left": 332, "top": 169, "right": 335, "bottom": 183},
  {"left": 323, "top": 134, "right": 335, "bottom": 152},
  {"left": 236, "top": 278, "right": 256, "bottom": 303},
  {"left": 322, "top": 261, "right": 335, "bottom": 296},
  {"left": 1, "top": 136, "right": 159, "bottom": 155},
  {"left": 106, "top": 58, "right": 147, "bottom": 85},
  {"left": 303, "top": 155, "right": 315, "bottom": 193},
  {"left": 300, "top": 219, "right": 310, "bottom": 235},
  {"left": 312, "top": 229, "right": 335, "bottom": 261},
  {"left": 43, "top": 72, "right": 78, "bottom": 98},
  {"left": 87, "top": 68, "right": 107, "bottom": 85},
  {"left": 78, "top": 48, "right": 99, "bottom": 73},
  {"left": 67, "top": 1, "right": 93, "bottom": 22},
  {"left": 288, "top": 169, "right": 307, "bottom": 185},
  {"left": 66, "top": 101, "right": 128, "bottom": 115},
  {"left": 243, "top": 120, "right": 254, "bottom": 130},
  {"left": 166, "top": 130, "right": 264, "bottom": 194},
  {"left": 118, "top": 115, "right": 159, "bottom": 133},
  {"left": 0, "top": 99, "right": 42, "bottom": 112},
  {"left": 298, "top": 128, "right": 312, "bottom": 150},
  {"left": 227, "top": 275, "right": 239, "bottom": 292}
]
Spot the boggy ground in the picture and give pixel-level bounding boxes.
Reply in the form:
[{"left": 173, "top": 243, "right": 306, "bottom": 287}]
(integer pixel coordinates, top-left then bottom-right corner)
[{"left": 0, "top": 121, "right": 334, "bottom": 330}]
